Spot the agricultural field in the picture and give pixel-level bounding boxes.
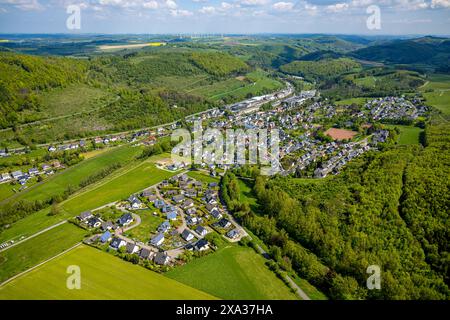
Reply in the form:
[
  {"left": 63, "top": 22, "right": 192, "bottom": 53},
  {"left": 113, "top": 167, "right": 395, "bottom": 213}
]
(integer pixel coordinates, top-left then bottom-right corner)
[
  {"left": 0, "top": 245, "right": 215, "bottom": 300},
  {"left": 420, "top": 74, "right": 450, "bottom": 115},
  {"left": 62, "top": 160, "right": 175, "bottom": 215},
  {"left": 0, "top": 223, "right": 87, "bottom": 283},
  {"left": 38, "top": 84, "right": 115, "bottom": 118},
  {"left": 385, "top": 125, "right": 423, "bottom": 145},
  {"left": 166, "top": 245, "right": 298, "bottom": 300},
  {"left": 1, "top": 145, "right": 141, "bottom": 205},
  {"left": 187, "top": 171, "right": 220, "bottom": 184}
]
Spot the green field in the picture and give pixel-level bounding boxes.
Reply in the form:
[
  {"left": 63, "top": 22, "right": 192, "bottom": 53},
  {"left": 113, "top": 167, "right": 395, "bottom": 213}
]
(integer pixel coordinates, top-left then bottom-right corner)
[
  {"left": 62, "top": 160, "right": 175, "bottom": 214},
  {"left": 39, "top": 84, "right": 114, "bottom": 117},
  {"left": 123, "top": 209, "right": 165, "bottom": 243},
  {"left": 166, "top": 245, "right": 298, "bottom": 300},
  {"left": 335, "top": 97, "right": 370, "bottom": 106},
  {"left": 386, "top": 125, "right": 423, "bottom": 145},
  {"left": 0, "top": 223, "right": 87, "bottom": 283},
  {"left": 421, "top": 74, "right": 450, "bottom": 115},
  {"left": 187, "top": 171, "right": 220, "bottom": 184},
  {"left": 1, "top": 145, "right": 141, "bottom": 205},
  {"left": 0, "top": 245, "right": 216, "bottom": 300},
  {"left": 0, "top": 183, "right": 15, "bottom": 202}
]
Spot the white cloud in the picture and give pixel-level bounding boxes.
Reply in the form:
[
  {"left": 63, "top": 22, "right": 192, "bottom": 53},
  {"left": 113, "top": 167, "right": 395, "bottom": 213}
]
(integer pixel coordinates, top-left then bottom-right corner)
[
  {"left": 199, "top": 5, "right": 215, "bottom": 14},
  {"left": 272, "top": 1, "right": 294, "bottom": 11},
  {"left": 326, "top": 2, "right": 349, "bottom": 12},
  {"left": 143, "top": 0, "right": 158, "bottom": 9},
  {"left": 165, "top": 0, "right": 177, "bottom": 9},
  {"left": 170, "top": 8, "right": 192, "bottom": 16},
  {"left": 239, "top": 0, "right": 269, "bottom": 6},
  {"left": 431, "top": 0, "right": 450, "bottom": 8},
  {"left": 0, "top": 0, "right": 43, "bottom": 11}
]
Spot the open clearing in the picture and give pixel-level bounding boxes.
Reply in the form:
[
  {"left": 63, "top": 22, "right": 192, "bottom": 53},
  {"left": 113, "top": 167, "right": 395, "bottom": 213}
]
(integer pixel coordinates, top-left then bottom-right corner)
[
  {"left": 166, "top": 245, "right": 298, "bottom": 300},
  {"left": 0, "top": 245, "right": 215, "bottom": 300},
  {"left": 0, "top": 223, "right": 87, "bottom": 283},
  {"left": 420, "top": 74, "right": 450, "bottom": 116},
  {"left": 386, "top": 125, "right": 423, "bottom": 145},
  {"left": 62, "top": 160, "right": 175, "bottom": 215},
  {"left": 325, "top": 128, "right": 358, "bottom": 140}
]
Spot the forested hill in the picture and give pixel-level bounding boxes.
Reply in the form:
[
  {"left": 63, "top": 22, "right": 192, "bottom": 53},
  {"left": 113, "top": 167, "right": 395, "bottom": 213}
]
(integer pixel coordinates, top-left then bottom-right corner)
[
  {"left": 222, "top": 114, "right": 450, "bottom": 300},
  {"left": 0, "top": 52, "right": 86, "bottom": 128},
  {"left": 352, "top": 37, "right": 450, "bottom": 72}
]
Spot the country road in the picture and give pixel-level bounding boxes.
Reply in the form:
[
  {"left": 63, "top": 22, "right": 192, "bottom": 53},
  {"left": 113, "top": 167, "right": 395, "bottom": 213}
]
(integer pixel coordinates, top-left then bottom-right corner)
[{"left": 255, "top": 243, "right": 311, "bottom": 300}]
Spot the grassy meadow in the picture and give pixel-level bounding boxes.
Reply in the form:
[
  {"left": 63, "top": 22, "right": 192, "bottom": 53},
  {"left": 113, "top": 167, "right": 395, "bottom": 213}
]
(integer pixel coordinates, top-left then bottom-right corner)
[
  {"left": 0, "top": 245, "right": 215, "bottom": 300},
  {"left": 166, "top": 245, "right": 298, "bottom": 300},
  {"left": 0, "top": 223, "right": 87, "bottom": 283}
]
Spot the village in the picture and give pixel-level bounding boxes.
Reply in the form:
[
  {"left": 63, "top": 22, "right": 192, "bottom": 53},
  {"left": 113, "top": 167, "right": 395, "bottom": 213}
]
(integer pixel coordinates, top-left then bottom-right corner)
[{"left": 74, "top": 171, "right": 247, "bottom": 269}]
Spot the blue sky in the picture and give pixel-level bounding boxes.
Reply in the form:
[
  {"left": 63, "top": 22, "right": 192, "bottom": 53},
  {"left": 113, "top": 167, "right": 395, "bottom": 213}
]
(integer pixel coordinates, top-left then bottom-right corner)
[{"left": 0, "top": 0, "right": 449, "bottom": 34}]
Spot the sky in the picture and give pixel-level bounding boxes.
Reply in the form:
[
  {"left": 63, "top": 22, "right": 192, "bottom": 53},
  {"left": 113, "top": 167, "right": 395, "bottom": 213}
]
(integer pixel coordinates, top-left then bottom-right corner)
[{"left": 0, "top": 0, "right": 449, "bottom": 35}]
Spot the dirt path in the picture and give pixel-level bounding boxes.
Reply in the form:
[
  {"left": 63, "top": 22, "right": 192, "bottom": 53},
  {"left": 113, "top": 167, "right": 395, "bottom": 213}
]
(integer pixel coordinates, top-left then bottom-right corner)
[{"left": 0, "top": 220, "right": 68, "bottom": 253}]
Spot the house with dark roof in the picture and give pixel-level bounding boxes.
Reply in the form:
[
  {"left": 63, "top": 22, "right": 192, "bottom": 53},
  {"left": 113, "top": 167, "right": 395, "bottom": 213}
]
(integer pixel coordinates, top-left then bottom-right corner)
[
  {"left": 154, "top": 199, "right": 165, "bottom": 209},
  {"left": 87, "top": 217, "right": 102, "bottom": 228},
  {"left": 154, "top": 252, "right": 170, "bottom": 265},
  {"left": 101, "top": 221, "right": 114, "bottom": 231},
  {"left": 205, "top": 203, "right": 218, "bottom": 213},
  {"left": 172, "top": 194, "right": 185, "bottom": 204},
  {"left": 184, "top": 188, "right": 197, "bottom": 198},
  {"left": 128, "top": 195, "right": 142, "bottom": 209},
  {"left": 139, "top": 248, "right": 153, "bottom": 260},
  {"left": 126, "top": 242, "right": 140, "bottom": 254},
  {"left": 210, "top": 209, "right": 222, "bottom": 220},
  {"left": 194, "top": 239, "right": 209, "bottom": 251},
  {"left": 118, "top": 213, "right": 133, "bottom": 226},
  {"left": 195, "top": 225, "right": 208, "bottom": 237},
  {"left": 218, "top": 218, "right": 231, "bottom": 228},
  {"left": 181, "top": 199, "right": 194, "bottom": 209},
  {"left": 110, "top": 237, "right": 126, "bottom": 250},
  {"left": 185, "top": 207, "right": 197, "bottom": 215},
  {"left": 181, "top": 229, "right": 194, "bottom": 242}
]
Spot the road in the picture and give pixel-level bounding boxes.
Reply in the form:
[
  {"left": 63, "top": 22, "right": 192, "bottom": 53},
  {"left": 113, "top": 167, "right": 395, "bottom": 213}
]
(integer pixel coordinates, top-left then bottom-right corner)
[{"left": 255, "top": 243, "right": 311, "bottom": 300}]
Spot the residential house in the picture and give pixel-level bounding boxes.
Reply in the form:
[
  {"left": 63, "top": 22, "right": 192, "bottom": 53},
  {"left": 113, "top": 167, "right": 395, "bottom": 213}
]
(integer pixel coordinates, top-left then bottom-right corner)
[
  {"left": 118, "top": 213, "right": 133, "bottom": 226},
  {"left": 185, "top": 207, "right": 197, "bottom": 215},
  {"left": 150, "top": 233, "right": 165, "bottom": 246},
  {"left": 28, "top": 168, "right": 39, "bottom": 176},
  {"left": 227, "top": 229, "right": 240, "bottom": 240},
  {"left": 205, "top": 203, "right": 218, "bottom": 213},
  {"left": 181, "top": 199, "right": 194, "bottom": 209},
  {"left": 158, "top": 221, "right": 171, "bottom": 233},
  {"left": 154, "top": 252, "right": 170, "bottom": 265},
  {"left": 78, "top": 211, "right": 93, "bottom": 221},
  {"left": 87, "top": 217, "right": 102, "bottom": 228},
  {"left": 1, "top": 173, "right": 11, "bottom": 182},
  {"left": 184, "top": 188, "right": 197, "bottom": 198},
  {"left": 194, "top": 239, "right": 209, "bottom": 251},
  {"left": 181, "top": 229, "right": 194, "bottom": 242},
  {"left": 100, "top": 231, "right": 112, "bottom": 243},
  {"left": 110, "top": 237, "right": 126, "bottom": 250},
  {"left": 186, "top": 216, "right": 198, "bottom": 226},
  {"left": 11, "top": 170, "right": 23, "bottom": 180},
  {"left": 101, "top": 221, "right": 114, "bottom": 231},
  {"left": 172, "top": 194, "right": 185, "bottom": 204},
  {"left": 218, "top": 218, "right": 231, "bottom": 228},
  {"left": 210, "top": 209, "right": 222, "bottom": 220},
  {"left": 166, "top": 211, "right": 177, "bottom": 221},
  {"left": 195, "top": 225, "right": 208, "bottom": 237},
  {"left": 126, "top": 242, "right": 140, "bottom": 254},
  {"left": 154, "top": 199, "right": 165, "bottom": 209},
  {"left": 128, "top": 195, "right": 142, "bottom": 209},
  {"left": 139, "top": 248, "right": 153, "bottom": 260}
]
